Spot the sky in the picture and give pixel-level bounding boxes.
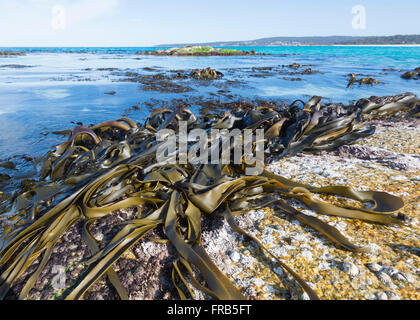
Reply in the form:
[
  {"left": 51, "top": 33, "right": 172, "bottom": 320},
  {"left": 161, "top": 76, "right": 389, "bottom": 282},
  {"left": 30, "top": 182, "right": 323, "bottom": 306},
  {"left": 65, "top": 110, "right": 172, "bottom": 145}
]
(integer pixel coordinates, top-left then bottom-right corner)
[{"left": 0, "top": 0, "right": 419, "bottom": 47}]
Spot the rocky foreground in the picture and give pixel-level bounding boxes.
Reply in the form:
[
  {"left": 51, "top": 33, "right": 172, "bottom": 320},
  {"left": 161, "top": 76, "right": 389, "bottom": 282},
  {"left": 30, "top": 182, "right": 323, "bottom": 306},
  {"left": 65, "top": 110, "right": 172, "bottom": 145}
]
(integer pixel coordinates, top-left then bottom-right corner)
[{"left": 7, "top": 116, "right": 418, "bottom": 300}]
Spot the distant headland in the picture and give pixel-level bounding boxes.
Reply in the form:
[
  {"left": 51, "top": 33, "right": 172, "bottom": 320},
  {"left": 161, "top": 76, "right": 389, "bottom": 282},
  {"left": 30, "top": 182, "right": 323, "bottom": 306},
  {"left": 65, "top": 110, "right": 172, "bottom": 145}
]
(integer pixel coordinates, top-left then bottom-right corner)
[{"left": 157, "top": 34, "right": 420, "bottom": 47}]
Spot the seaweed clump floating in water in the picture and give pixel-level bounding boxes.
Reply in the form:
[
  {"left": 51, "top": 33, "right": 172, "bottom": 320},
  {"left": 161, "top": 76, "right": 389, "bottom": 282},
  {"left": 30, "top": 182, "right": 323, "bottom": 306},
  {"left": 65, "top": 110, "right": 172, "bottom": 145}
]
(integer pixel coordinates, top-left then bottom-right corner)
[
  {"left": 0, "top": 93, "right": 418, "bottom": 300},
  {"left": 347, "top": 73, "right": 382, "bottom": 88}
]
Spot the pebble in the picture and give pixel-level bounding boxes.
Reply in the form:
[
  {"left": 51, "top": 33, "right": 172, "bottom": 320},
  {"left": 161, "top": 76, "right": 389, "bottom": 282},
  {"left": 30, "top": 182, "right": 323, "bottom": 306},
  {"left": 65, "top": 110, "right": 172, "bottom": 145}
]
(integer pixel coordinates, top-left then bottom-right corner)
[
  {"left": 381, "top": 266, "right": 400, "bottom": 278},
  {"left": 343, "top": 262, "right": 359, "bottom": 277},
  {"left": 365, "top": 292, "right": 376, "bottom": 300},
  {"left": 230, "top": 251, "right": 241, "bottom": 263},
  {"left": 319, "top": 262, "right": 331, "bottom": 271},
  {"left": 301, "top": 293, "right": 310, "bottom": 300},
  {"left": 386, "top": 291, "right": 401, "bottom": 300},
  {"left": 375, "top": 291, "right": 388, "bottom": 300},
  {"left": 366, "top": 263, "right": 382, "bottom": 272},
  {"left": 273, "top": 267, "right": 284, "bottom": 276},
  {"left": 392, "top": 273, "right": 408, "bottom": 284},
  {"left": 253, "top": 278, "right": 265, "bottom": 287},
  {"left": 366, "top": 243, "right": 381, "bottom": 255},
  {"left": 390, "top": 175, "right": 409, "bottom": 181},
  {"left": 301, "top": 250, "right": 313, "bottom": 261},
  {"left": 401, "top": 272, "right": 415, "bottom": 284},
  {"left": 93, "top": 232, "right": 104, "bottom": 241},
  {"left": 376, "top": 272, "right": 398, "bottom": 290}
]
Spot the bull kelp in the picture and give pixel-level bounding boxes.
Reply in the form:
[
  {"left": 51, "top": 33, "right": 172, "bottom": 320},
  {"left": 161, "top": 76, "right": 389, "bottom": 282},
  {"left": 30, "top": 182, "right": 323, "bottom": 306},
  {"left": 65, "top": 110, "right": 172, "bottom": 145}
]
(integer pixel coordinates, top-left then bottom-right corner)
[{"left": 0, "top": 92, "right": 418, "bottom": 300}]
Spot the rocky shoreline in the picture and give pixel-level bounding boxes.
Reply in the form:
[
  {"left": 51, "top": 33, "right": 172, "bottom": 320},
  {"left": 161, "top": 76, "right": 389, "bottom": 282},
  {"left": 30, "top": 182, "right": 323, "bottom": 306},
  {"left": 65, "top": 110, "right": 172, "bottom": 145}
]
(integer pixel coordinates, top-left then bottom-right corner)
[{"left": 4, "top": 115, "right": 418, "bottom": 300}]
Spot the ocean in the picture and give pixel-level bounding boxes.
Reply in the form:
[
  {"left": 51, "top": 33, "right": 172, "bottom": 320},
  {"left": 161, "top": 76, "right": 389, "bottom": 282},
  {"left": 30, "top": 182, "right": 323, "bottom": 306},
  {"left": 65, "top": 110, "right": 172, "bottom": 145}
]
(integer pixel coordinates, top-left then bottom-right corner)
[{"left": 0, "top": 46, "right": 419, "bottom": 159}]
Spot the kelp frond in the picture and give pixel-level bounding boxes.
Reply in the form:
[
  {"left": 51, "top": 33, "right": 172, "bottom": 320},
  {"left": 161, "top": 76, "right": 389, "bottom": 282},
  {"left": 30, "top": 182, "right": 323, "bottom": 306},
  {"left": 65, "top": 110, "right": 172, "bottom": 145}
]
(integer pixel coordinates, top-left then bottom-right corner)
[{"left": 0, "top": 93, "right": 417, "bottom": 300}]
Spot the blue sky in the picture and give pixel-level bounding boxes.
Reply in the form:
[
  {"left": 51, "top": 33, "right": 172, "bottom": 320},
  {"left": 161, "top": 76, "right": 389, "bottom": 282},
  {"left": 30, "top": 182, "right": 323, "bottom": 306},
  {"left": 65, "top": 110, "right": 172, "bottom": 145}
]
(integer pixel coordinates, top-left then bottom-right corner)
[{"left": 0, "top": 0, "right": 419, "bottom": 46}]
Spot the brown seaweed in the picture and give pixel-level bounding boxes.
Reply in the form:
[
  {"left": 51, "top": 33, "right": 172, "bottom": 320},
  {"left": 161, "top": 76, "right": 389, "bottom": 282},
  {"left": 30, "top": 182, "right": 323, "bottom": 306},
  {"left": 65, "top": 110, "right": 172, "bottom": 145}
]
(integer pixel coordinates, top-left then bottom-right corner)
[
  {"left": 347, "top": 73, "right": 382, "bottom": 88},
  {"left": 0, "top": 93, "right": 418, "bottom": 300}
]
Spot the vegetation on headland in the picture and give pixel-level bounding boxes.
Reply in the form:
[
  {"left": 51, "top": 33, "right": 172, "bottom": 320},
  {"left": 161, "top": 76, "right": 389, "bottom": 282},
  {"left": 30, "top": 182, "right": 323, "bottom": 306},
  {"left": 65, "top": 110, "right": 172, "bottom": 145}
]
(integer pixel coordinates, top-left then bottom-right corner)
[{"left": 141, "top": 46, "right": 258, "bottom": 56}]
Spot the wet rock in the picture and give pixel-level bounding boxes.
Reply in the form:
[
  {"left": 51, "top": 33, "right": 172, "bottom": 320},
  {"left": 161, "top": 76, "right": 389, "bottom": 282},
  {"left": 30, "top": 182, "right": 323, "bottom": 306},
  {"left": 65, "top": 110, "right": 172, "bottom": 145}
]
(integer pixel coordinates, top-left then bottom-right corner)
[
  {"left": 381, "top": 266, "right": 400, "bottom": 278},
  {"left": 385, "top": 291, "right": 401, "bottom": 300},
  {"left": 395, "top": 271, "right": 415, "bottom": 284},
  {"left": 282, "top": 77, "right": 303, "bottom": 81},
  {"left": 123, "top": 72, "right": 194, "bottom": 93},
  {"left": 273, "top": 267, "right": 284, "bottom": 276},
  {"left": 229, "top": 251, "right": 241, "bottom": 263},
  {"left": 0, "top": 174, "right": 11, "bottom": 182},
  {"left": 288, "top": 63, "right": 302, "bottom": 69},
  {"left": 97, "top": 68, "right": 118, "bottom": 71},
  {"left": 0, "top": 161, "right": 16, "bottom": 170},
  {"left": 332, "top": 145, "right": 419, "bottom": 171},
  {"left": 299, "top": 292, "right": 309, "bottom": 300},
  {"left": 376, "top": 272, "right": 398, "bottom": 290},
  {"left": 366, "top": 263, "right": 382, "bottom": 273},
  {"left": 342, "top": 262, "right": 359, "bottom": 277},
  {"left": 401, "top": 68, "right": 420, "bottom": 80},
  {"left": 375, "top": 291, "right": 388, "bottom": 300},
  {"left": 190, "top": 68, "right": 224, "bottom": 80},
  {"left": 0, "top": 64, "right": 33, "bottom": 69},
  {"left": 365, "top": 243, "right": 381, "bottom": 255},
  {"left": 300, "top": 68, "right": 322, "bottom": 75},
  {"left": 125, "top": 72, "right": 139, "bottom": 77}
]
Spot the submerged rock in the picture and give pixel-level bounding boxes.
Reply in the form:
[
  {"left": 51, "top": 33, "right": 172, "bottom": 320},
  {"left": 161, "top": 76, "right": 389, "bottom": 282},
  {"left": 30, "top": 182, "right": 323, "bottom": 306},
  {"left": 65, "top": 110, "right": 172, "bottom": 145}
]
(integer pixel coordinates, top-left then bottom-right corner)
[
  {"left": 0, "top": 161, "right": 16, "bottom": 170},
  {"left": 0, "top": 64, "right": 33, "bottom": 69},
  {"left": 401, "top": 68, "right": 420, "bottom": 80}
]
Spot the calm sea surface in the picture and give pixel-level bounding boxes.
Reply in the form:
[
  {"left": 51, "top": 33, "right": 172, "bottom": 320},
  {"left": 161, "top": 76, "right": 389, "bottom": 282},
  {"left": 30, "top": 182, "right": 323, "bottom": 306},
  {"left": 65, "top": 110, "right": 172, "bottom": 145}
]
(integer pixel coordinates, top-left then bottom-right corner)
[{"left": 0, "top": 46, "right": 419, "bottom": 159}]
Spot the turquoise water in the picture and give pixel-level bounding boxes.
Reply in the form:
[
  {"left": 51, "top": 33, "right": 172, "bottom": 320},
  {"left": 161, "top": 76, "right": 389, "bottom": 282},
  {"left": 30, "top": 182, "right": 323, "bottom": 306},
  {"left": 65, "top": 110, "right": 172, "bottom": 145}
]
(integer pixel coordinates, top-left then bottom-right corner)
[
  {"left": 2, "top": 46, "right": 420, "bottom": 68},
  {"left": 0, "top": 46, "right": 419, "bottom": 160}
]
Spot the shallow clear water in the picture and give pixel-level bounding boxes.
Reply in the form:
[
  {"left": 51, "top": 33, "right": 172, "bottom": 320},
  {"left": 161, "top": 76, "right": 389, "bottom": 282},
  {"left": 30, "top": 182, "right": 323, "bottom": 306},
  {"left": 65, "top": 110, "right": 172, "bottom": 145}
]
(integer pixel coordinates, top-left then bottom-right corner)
[{"left": 0, "top": 46, "right": 419, "bottom": 160}]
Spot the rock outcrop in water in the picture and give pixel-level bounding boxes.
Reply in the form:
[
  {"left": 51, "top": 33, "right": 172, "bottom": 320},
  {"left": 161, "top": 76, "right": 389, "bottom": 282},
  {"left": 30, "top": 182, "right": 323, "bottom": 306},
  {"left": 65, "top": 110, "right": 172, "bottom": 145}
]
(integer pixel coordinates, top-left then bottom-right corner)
[
  {"left": 141, "top": 46, "right": 258, "bottom": 56},
  {"left": 401, "top": 68, "right": 420, "bottom": 80},
  {"left": 190, "top": 67, "right": 224, "bottom": 80}
]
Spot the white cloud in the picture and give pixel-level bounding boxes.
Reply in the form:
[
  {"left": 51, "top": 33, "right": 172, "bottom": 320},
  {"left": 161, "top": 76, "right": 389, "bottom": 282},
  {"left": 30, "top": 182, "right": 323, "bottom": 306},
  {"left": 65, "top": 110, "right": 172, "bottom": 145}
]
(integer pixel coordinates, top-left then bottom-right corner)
[{"left": 132, "top": 18, "right": 145, "bottom": 23}]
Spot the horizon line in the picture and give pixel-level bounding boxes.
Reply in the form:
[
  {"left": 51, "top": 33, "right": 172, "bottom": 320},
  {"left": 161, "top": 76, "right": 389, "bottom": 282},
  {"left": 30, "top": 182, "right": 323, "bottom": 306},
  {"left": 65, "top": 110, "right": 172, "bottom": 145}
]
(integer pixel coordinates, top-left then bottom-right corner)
[{"left": 1, "top": 34, "right": 419, "bottom": 48}]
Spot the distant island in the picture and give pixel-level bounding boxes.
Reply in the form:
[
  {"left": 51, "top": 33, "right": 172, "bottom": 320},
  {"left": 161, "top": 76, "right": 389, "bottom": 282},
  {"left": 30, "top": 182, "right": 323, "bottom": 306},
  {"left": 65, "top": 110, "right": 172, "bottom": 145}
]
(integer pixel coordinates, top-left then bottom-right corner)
[
  {"left": 158, "top": 34, "right": 420, "bottom": 47},
  {"left": 142, "top": 46, "right": 259, "bottom": 56}
]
